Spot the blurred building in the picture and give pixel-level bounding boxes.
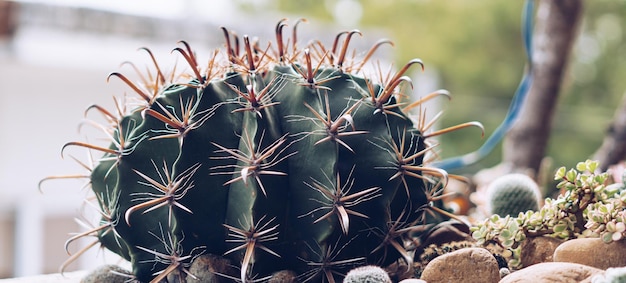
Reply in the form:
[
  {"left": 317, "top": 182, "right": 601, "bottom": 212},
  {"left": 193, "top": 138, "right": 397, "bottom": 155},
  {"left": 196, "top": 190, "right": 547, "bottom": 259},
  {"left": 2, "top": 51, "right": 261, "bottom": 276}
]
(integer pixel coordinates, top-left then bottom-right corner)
[{"left": 0, "top": 0, "right": 232, "bottom": 278}]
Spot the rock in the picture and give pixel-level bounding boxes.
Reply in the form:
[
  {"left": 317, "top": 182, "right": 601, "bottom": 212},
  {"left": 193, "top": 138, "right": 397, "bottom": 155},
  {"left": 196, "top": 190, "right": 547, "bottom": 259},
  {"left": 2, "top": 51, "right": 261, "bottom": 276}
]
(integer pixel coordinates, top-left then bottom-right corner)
[
  {"left": 415, "top": 220, "right": 475, "bottom": 260},
  {"left": 420, "top": 247, "right": 500, "bottom": 283},
  {"left": 553, "top": 237, "right": 626, "bottom": 269},
  {"left": 499, "top": 262, "right": 602, "bottom": 283},
  {"left": 520, "top": 236, "right": 563, "bottom": 267},
  {"left": 419, "top": 220, "right": 473, "bottom": 249},
  {"left": 399, "top": 280, "right": 427, "bottom": 283},
  {"left": 499, "top": 267, "right": 512, "bottom": 278},
  {"left": 167, "top": 270, "right": 186, "bottom": 283},
  {"left": 186, "top": 254, "right": 236, "bottom": 283},
  {"left": 268, "top": 270, "right": 299, "bottom": 283},
  {"left": 384, "top": 260, "right": 414, "bottom": 281},
  {"left": 81, "top": 264, "right": 132, "bottom": 283}
]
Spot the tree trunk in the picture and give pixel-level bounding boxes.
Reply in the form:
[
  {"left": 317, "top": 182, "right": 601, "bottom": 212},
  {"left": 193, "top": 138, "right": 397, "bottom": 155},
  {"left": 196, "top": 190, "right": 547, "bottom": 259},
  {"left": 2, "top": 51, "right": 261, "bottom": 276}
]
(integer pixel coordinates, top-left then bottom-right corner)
[
  {"left": 592, "top": 94, "right": 626, "bottom": 171},
  {"left": 502, "top": 0, "right": 583, "bottom": 175}
]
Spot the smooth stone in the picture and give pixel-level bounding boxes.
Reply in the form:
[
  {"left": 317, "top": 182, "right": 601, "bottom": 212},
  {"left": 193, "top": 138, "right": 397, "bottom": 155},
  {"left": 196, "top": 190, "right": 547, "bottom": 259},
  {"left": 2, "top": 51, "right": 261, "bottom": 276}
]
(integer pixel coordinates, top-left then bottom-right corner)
[
  {"left": 499, "top": 262, "right": 602, "bottom": 283},
  {"left": 420, "top": 247, "right": 500, "bottom": 283},
  {"left": 520, "top": 236, "right": 564, "bottom": 267},
  {"left": 553, "top": 237, "right": 626, "bottom": 269}
]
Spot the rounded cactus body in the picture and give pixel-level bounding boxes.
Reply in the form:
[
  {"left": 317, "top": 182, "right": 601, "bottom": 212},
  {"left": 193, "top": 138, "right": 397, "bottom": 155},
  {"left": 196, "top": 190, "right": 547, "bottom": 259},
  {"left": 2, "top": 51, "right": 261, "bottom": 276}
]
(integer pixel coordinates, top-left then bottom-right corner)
[
  {"left": 487, "top": 173, "right": 542, "bottom": 217},
  {"left": 343, "top": 265, "right": 392, "bottom": 283},
  {"left": 591, "top": 266, "right": 626, "bottom": 283},
  {"left": 56, "top": 20, "right": 481, "bottom": 283}
]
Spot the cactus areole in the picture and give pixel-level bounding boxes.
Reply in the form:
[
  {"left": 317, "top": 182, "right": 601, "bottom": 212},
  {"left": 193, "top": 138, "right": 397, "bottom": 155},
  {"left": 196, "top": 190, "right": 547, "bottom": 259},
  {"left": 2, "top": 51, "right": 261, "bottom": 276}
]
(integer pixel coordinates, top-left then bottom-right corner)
[{"left": 58, "top": 19, "right": 481, "bottom": 282}]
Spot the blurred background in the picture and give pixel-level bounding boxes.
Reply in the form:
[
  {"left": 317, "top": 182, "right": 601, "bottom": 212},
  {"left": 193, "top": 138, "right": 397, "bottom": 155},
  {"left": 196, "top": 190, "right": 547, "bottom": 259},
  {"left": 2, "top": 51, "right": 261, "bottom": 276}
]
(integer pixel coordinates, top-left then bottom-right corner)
[{"left": 0, "top": 0, "right": 625, "bottom": 278}]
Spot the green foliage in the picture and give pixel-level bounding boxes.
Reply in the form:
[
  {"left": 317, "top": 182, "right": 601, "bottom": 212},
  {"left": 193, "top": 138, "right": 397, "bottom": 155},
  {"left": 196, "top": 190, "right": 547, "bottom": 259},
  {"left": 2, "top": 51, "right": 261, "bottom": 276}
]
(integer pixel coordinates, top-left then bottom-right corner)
[
  {"left": 58, "top": 20, "right": 477, "bottom": 283},
  {"left": 268, "top": 0, "right": 626, "bottom": 172},
  {"left": 269, "top": 0, "right": 526, "bottom": 164},
  {"left": 472, "top": 160, "right": 626, "bottom": 269},
  {"left": 487, "top": 173, "right": 541, "bottom": 217}
]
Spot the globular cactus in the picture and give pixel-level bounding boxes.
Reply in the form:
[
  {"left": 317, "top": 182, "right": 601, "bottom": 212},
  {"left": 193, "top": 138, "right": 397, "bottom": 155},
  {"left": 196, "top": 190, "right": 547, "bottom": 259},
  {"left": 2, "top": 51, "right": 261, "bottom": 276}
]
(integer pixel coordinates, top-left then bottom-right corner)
[
  {"left": 591, "top": 266, "right": 626, "bottom": 283},
  {"left": 487, "top": 173, "right": 542, "bottom": 217},
  {"left": 52, "top": 19, "right": 483, "bottom": 283},
  {"left": 343, "top": 265, "right": 391, "bottom": 283},
  {"left": 81, "top": 265, "right": 133, "bottom": 283}
]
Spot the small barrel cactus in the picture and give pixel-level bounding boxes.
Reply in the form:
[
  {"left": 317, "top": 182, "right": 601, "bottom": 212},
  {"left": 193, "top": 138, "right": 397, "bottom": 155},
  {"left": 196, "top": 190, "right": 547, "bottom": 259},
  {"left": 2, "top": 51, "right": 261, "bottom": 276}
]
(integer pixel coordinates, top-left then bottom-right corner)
[
  {"left": 591, "top": 266, "right": 626, "bottom": 283},
  {"left": 81, "top": 265, "right": 133, "bottom": 283},
  {"left": 487, "top": 173, "right": 542, "bottom": 217},
  {"left": 50, "top": 19, "right": 482, "bottom": 282},
  {"left": 343, "top": 265, "right": 391, "bottom": 283}
]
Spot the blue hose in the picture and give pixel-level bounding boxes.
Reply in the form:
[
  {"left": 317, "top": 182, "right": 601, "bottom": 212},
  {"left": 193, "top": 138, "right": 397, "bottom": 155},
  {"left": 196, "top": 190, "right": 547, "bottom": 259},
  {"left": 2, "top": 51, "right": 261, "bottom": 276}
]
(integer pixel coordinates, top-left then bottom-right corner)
[{"left": 433, "top": 0, "right": 535, "bottom": 171}]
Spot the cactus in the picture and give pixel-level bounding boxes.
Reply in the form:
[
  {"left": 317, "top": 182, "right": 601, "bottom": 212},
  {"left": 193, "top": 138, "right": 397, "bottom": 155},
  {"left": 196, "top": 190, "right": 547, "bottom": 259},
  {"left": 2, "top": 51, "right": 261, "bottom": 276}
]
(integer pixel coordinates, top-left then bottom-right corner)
[
  {"left": 51, "top": 19, "right": 484, "bottom": 283},
  {"left": 487, "top": 173, "right": 541, "bottom": 217},
  {"left": 81, "top": 264, "right": 133, "bottom": 283},
  {"left": 591, "top": 266, "right": 626, "bottom": 283},
  {"left": 343, "top": 265, "right": 391, "bottom": 283}
]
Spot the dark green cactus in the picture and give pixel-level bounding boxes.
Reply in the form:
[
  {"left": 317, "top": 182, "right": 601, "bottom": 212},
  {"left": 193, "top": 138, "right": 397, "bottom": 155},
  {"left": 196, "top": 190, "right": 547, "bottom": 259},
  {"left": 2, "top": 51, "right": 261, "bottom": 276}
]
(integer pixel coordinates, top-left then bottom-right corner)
[{"left": 55, "top": 20, "right": 482, "bottom": 283}]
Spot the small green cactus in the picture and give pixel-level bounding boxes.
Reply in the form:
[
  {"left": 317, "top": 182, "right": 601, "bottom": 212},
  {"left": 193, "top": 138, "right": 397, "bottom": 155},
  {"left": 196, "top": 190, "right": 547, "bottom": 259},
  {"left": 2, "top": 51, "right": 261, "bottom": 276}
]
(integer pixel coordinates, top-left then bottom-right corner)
[
  {"left": 472, "top": 160, "right": 626, "bottom": 269},
  {"left": 487, "top": 173, "right": 542, "bottom": 217},
  {"left": 343, "top": 265, "right": 391, "bottom": 283},
  {"left": 48, "top": 19, "right": 485, "bottom": 283},
  {"left": 591, "top": 266, "right": 626, "bottom": 283},
  {"left": 81, "top": 264, "right": 133, "bottom": 283}
]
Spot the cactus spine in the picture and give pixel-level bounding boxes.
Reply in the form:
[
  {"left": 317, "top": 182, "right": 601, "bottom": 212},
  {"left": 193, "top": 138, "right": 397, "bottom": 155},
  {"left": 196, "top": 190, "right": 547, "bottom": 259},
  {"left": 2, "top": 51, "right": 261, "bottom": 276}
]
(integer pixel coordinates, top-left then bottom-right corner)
[{"left": 55, "top": 19, "right": 482, "bottom": 282}]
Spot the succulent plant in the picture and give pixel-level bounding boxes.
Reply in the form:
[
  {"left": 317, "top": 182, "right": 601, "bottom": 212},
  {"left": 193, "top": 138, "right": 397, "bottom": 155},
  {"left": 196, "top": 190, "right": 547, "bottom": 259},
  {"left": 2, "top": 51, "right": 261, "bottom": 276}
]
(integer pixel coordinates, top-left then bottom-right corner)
[
  {"left": 81, "top": 264, "right": 133, "bottom": 283},
  {"left": 46, "top": 19, "right": 484, "bottom": 283},
  {"left": 472, "top": 160, "right": 626, "bottom": 269},
  {"left": 486, "top": 173, "right": 541, "bottom": 217},
  {"left": 343, "top": 265, "right": 391, "bottom": 283},
  {"left": 591, "top": 266, "right": 626, "bottom": 283}
]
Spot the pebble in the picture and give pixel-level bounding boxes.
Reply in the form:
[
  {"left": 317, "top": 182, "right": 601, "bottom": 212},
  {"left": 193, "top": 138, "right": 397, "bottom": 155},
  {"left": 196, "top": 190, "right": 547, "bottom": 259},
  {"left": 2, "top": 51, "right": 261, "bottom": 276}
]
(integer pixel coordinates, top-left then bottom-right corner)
[
  {"left": 420, "top": 247, "right": 500, "bottom": 283},
  {"left": 520, "top": 236, "right": 563, "bottom": 267},
  {"left": 553, "top": 237, "right": 626, "bottom": 269},
  {"left": 498, "top": 262, "right": 602, "bottom": 283}
]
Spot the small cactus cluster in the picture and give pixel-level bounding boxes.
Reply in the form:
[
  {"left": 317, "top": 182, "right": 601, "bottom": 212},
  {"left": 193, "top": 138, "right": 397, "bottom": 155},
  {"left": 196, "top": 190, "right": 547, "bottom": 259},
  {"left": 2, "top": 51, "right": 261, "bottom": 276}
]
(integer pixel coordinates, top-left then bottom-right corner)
[
  {"left": 591, "top": 266, "right": 626, "bottom": 283},
  {"left": 343, "top": 265, "right": 391, "bottom": 283},
  {"left": 48, "top": 19, "right": 484, "bottom": 282},
  {"left": 472, "top": 160, "right": 626, "bottom": 269},
  {"left": 486, "top": 173, "right": 542, "bottom": 217}
]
